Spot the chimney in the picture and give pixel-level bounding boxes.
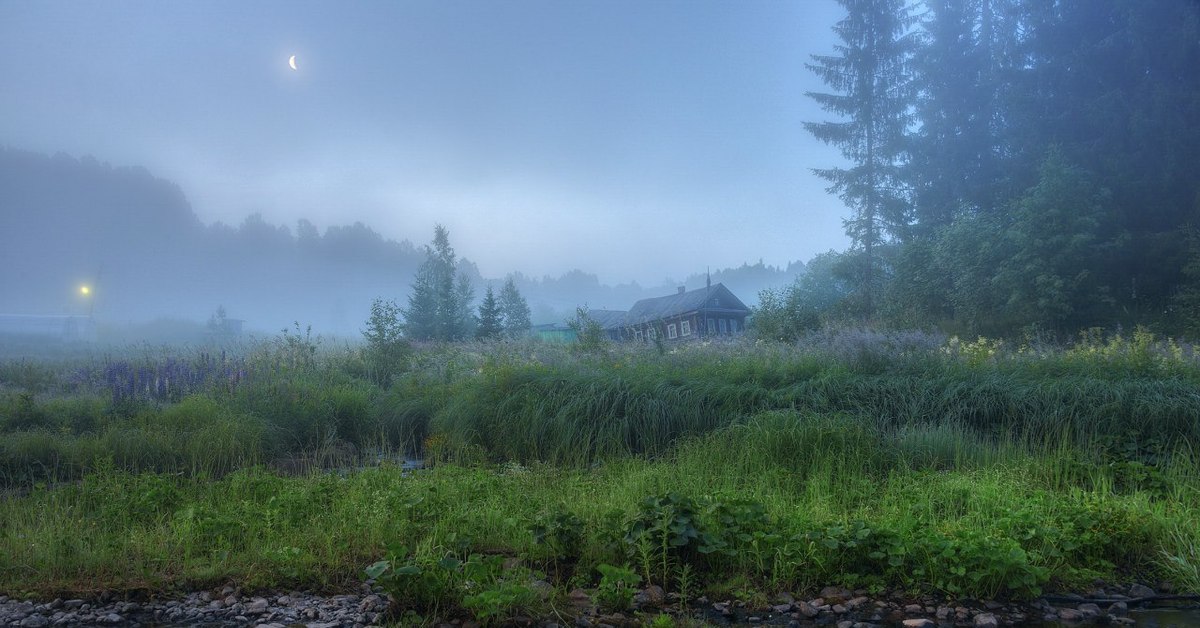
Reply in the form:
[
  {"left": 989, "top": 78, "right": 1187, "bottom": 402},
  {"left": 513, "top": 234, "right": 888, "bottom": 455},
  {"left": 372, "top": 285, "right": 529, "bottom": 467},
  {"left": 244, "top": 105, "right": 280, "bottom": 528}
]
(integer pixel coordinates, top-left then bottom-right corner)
[{"left": 677, "top": 286, "right": 686, "bottom": 295}]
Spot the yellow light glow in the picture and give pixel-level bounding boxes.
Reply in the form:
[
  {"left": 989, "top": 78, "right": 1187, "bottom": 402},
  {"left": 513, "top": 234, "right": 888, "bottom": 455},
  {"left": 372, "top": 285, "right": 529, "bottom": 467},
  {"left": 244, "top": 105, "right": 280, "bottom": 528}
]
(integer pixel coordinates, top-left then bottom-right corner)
[{"left": 80, "top": 285, "right": 91, "bottom": 296}]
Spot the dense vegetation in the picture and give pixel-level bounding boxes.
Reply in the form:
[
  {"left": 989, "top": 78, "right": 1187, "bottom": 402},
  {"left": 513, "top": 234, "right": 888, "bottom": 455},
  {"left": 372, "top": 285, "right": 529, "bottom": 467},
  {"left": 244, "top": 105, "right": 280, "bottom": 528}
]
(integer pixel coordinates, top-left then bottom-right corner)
[
  {"left": 788, "top": 0, "right": 1200, "bottom": 338},
  {"left": 1, "top": 330, "right": 1197, "bottom": 621}
]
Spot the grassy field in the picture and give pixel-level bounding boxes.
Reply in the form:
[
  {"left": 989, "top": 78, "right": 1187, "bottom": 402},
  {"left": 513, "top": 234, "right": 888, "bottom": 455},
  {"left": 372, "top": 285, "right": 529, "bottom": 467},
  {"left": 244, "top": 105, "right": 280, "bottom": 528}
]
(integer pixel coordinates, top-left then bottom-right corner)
[{"left": 0, "top": 328, "right": 1198, "bottom": 620}]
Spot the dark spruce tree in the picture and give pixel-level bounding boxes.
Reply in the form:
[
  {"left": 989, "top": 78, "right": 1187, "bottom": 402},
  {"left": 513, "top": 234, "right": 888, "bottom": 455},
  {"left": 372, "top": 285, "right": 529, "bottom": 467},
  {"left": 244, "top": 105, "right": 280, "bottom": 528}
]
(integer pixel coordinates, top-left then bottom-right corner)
[
  {"left": 476, "top": 286, "right": 504, "bottom": 340},
  {"left": 404, "top": 225, "right": 474, "bottom": 341},
  {"left": 403, "top": 263, "right": 438, "bottom": 340},
  {"left": 805, "top": 0, "right": 916, "bottom": 320}
]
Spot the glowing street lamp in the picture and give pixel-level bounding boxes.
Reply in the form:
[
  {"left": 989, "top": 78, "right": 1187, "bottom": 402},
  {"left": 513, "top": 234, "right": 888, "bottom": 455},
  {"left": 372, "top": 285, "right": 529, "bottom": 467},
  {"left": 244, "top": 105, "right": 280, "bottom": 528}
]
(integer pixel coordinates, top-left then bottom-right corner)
[{"left": 79, "top": 284, "right": 94, "bottom": 317}]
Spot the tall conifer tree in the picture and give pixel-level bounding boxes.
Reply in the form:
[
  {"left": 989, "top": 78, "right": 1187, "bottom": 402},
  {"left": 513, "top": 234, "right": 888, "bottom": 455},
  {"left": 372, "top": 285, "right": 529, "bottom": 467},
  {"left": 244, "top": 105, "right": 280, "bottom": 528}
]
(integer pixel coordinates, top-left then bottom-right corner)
[
  {"left": 404, "top": 225, "right": 474, "bottom": 341},
  {"left": 476, "top": 286, "right": 504, "bottom": 340},
  {"left": 806, "top": 0, "right": 916, "bottom": 319}
]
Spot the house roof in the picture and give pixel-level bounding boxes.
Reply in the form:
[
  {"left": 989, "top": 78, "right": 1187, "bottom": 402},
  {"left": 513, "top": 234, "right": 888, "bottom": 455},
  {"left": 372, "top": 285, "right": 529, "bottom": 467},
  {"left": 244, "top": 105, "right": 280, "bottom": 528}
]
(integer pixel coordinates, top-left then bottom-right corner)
[
  {"left": 625, "top": 283, "right": 748, "bottom": 324},
  {"left": 586, "top": 309, "right": 629, "bottom": 330}
]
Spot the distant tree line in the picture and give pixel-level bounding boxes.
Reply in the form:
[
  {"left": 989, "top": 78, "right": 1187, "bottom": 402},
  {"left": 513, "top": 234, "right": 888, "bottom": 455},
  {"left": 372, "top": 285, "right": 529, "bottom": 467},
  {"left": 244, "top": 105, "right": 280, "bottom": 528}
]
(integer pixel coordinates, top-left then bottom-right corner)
[{"left": 775, "top": 0, "right": 1200, "bottom": 339}]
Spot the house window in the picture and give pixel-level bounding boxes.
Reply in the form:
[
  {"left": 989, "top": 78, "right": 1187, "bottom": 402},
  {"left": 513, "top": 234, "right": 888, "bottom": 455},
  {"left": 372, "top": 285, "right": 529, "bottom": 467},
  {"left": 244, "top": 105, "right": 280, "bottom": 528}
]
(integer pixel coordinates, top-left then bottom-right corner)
[
  {"left": 729, "top": 319, "right": 739, "bottom": 333},
  {"left": 719, "top": 319, "right": 728, "bottom": 334},
  {"left": 681, "top": 320, "right": 691, "bottom": 336},
  {"left": 635, "top": 329, "right": 643, "bottom": 341},
  {"left": 707, "top": 319, "right": 716, "bottom": 334},
  {"left": 647, "top": 326, "right": 656, "bottom": 339},
  {"left": 668, "top": 323, "right": 678, "bottom": 339}
]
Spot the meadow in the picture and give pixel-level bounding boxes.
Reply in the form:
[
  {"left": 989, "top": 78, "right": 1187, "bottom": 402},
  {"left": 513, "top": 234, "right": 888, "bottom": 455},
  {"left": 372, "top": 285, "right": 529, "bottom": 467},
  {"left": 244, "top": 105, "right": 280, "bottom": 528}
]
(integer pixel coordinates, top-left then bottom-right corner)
[{"left": 0, "top": 328, "right": 1198, "bottom": 622}]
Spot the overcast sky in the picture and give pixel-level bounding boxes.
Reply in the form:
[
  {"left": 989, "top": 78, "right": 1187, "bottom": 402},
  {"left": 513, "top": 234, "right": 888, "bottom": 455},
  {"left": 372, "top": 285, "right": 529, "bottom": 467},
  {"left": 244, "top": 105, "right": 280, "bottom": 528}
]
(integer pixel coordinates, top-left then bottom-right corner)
[{"left": 1, "top": 0, "right": 849, "bottom": 285}]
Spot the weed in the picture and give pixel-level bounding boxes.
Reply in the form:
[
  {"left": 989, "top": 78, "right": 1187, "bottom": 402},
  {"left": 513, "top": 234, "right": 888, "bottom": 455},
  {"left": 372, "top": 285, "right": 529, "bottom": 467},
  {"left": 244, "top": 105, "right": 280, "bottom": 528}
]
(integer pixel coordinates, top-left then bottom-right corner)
[{"left": 595, "top": 564, "right": 641, "bottom": 612}]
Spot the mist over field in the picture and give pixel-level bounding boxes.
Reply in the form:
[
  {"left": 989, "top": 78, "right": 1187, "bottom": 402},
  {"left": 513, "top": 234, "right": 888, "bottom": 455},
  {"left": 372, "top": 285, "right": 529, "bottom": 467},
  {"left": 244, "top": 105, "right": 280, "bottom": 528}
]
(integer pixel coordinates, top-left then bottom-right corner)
[
  {"left": 0, "top": 1, "right": 841, "bottom": 344},
  {"left": 3, "top": 0, "right": 1195, "bottom": 346},
  {"left": 0, "top": 148, "right": 807, "bottom": 339}
]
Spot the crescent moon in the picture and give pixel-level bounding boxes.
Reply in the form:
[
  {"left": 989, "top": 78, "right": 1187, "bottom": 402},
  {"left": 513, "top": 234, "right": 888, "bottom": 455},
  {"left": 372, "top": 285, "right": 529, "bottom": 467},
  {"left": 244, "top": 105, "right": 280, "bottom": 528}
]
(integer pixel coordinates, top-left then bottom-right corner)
[{"left": 288, "top": 55, "right": 297, "bottom": 70}]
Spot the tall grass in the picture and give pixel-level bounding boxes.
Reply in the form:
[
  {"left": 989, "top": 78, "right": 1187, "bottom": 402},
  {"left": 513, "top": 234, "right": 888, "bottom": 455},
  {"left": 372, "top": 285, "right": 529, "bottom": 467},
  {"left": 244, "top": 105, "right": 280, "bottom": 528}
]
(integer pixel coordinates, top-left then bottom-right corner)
[{"left": 5, "top": 329, "right": 1200, "bottom": 484}]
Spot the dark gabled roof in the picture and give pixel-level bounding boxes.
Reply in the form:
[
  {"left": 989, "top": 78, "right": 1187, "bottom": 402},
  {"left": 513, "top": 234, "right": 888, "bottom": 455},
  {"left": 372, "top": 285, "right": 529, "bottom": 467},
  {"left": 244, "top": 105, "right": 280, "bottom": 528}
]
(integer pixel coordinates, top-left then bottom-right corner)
[
  {"left": 625, "top": 283, "right": 748, "bottom": 324},
  {"left": 586, "top": 309, "right": 629, "bottom": 330}
]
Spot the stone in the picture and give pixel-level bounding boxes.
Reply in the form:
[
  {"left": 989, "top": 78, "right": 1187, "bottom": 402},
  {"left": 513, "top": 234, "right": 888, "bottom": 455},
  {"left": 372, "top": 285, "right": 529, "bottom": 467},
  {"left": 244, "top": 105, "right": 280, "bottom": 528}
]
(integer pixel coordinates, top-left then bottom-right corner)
[
  {"left": 1058, "top": 608, "right": 1083, "bottom": 621},
  {"left": 903, "top": 604, "right": 923, "bottom": 614},
  {"left": 1129, "top": 583, "right": 1155, "bottom": 598},
  {"left": 846, "top": 596, "right": 870, "bottom": 610},
  {"left": 832, "top": 604, "right": 848, "bottom": 614},
  {"left": 1107, "top": 601, "right": 1128, "bottom": 615},
  {"left": 102, "top": 614, "right": 123, "bottom": 624},
  {"left": 1077, "top": 603, "right": 1101, "bottom": 617},
  {"left": 62, "top": 601, "right": 83, "bottom": 611},
  {"left": 902, "top": 620, "right": 934, "bottom": 628},
  {"left": 836, "top": 621, "right": 853, "bottom": 628},
  {"left": 973, "top": 613, "right": 998, "bottom": 628},
  {"left": 20, "top": 616, "right": 50, "bottom": 628},
  {"left": 773, "top": 603, "right": 794, "bottom": 613},
  {"left": 935, "top": 607, "right": 952, "bottom": 620},
  {"left": 246, "top": 598, "right": 270, "bottom": 614},
  {"left": 276, "top": 596, "right": 292, "bottom": 606},
  {"left": 568, "top": 589, "right": 592, "bottom": 608},
  {"left": 820, "top": 587, "right": 852, "bottom": 604},
  {"left": 531, "top": 580, "right": 555, "bottom": 600},
  {"left": 796, "top": 601, "right": 820, "bottom": 618},
  {"left": 633, "top": 585, "right": 665, "bottom": 608}
]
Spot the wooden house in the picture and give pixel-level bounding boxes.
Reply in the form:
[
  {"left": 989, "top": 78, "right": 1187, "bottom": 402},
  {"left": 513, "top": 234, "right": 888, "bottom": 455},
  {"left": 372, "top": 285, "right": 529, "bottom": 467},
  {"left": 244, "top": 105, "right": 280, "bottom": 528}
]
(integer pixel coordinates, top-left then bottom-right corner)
[{"left": 622, "top": 283, "right": 749, "bottom": 342}]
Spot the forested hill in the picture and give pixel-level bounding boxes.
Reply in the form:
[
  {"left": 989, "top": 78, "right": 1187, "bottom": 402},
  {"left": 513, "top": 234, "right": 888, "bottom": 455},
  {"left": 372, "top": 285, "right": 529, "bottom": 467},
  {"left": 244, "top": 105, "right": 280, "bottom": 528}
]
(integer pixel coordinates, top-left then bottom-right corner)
[
  {"left": 0, "top": 148, "right": 425, "bottom": 334},
  {"left": 0, "top": 149, "right": 803, "bottom": 335},
  {"left": 796, "top": 0, "right": 1200, "bottom": 338}
]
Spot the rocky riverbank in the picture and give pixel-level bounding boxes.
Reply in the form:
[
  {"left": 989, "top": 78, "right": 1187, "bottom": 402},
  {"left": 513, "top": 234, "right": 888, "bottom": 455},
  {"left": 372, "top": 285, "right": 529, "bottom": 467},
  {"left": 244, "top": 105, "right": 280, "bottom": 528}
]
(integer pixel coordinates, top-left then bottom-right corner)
[
  {"left": 0, "top": 581, "right": 1191, "bottom": 627},
  {"left": 0, "top": 586, "right": 389, "bottom": 627}
]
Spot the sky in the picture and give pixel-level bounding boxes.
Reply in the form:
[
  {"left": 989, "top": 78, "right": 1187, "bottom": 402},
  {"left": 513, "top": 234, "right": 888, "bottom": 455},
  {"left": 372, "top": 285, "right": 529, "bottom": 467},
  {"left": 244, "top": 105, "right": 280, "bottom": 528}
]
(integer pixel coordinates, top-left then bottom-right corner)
[{"left": 0, "top": 0, "right": 850, "bottom": 285}]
